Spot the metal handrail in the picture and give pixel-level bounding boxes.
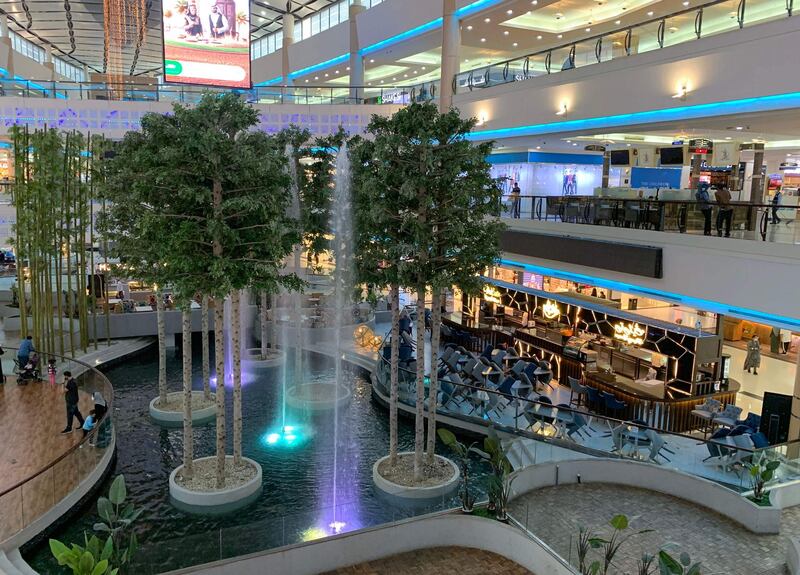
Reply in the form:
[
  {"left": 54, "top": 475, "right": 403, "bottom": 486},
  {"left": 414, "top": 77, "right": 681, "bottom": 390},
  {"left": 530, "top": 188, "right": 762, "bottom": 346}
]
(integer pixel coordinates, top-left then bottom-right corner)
[
  {"left": 0, "top": 346, "right": 114, "bottom": 498},
  {"left": 455, "top": 0, "right": 793, "bottom": 90}
]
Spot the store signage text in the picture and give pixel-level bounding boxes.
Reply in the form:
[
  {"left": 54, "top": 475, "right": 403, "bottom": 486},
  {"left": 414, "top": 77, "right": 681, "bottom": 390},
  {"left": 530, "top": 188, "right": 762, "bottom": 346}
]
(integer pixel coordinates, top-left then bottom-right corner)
[
  {"left": 483, "top": 286, "right": 502, "bottom": 304},
  {"left": 613, "top": 321, "right": 646, "bottom": 346},
  {"left": 542, "top": 300, "right": 560, "bottom": 319}
]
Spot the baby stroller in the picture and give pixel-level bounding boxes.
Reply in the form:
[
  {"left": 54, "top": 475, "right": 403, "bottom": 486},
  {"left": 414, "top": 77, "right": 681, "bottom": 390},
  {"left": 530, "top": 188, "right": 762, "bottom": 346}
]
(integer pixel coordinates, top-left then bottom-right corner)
[{"left": 16, "top": 353, "right": 41, "bottom": 384}]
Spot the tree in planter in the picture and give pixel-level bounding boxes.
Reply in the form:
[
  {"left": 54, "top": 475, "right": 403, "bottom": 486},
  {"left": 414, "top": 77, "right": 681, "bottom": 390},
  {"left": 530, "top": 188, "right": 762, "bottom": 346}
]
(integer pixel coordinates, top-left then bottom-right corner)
[
  {"left": 747, "top": 458, "right": 780, "bottom": 503},
  {"left": 351, "top": 134, "right": 411, "bottom": 468},
  {"left": 437, "top": 428, "right": 480, "bottom": 512},
  {"left": 130, "top": 93, "right": 299, "bottom": 487},
  {"left": 356, "top": 103, "right": 504, "bottom": 480}
]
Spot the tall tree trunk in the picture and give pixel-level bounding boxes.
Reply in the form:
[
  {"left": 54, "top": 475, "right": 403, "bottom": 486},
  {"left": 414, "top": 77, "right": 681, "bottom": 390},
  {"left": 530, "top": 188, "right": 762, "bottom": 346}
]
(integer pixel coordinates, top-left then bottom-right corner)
[
  {"left": 260, "top": 291, "right": 269, "bottom": 358},
  {"left": 413, "top": 287, "right": 427, "bottom": 481},
  {"left": 293, "top": 246, "right": 303, "bottom": 382},
  {"left": 214, "top": 297, "right": 227, "bottom": 488},
  {"left": 201, "top": 295, "right": 211, "bottom": 400},
  {"left": 182, "top": 306, "right": 194, "bottom": 478},
  {"left": 426, "top": 290, "right": 443, "bottom": 463},
  {"left": 389, "top": 284, "right": 400, "bottom": 466},
  {"left": 232, "top": 289, "right": 242, "bottom": 466},
  {"left": 156, "top": 290, "right": 167, "bottom": 405}
]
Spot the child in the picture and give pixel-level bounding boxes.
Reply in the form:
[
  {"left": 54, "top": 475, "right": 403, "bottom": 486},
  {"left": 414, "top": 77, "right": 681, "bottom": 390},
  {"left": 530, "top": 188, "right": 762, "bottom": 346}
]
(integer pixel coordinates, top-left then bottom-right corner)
[
  {"left": 82, "top": 409, "right": 96, "bottom": 439},
  {"left": 47, "top": 357, "right": 57, "bottom": 386}
]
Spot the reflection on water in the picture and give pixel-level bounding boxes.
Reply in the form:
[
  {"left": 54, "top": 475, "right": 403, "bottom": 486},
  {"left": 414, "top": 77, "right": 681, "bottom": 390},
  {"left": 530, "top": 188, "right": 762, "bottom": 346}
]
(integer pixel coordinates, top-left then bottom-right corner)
[{"left": 26, "top": 345, "right": 488, "bottom": 574}]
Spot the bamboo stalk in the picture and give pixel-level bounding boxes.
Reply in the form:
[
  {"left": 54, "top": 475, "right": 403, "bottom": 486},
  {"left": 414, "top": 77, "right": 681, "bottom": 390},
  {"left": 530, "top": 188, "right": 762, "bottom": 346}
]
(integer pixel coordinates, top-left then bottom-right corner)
[
  {"left": 65, "top": 131, "right": 74, "bottom": 358},
  {"left": 89, "top": 134, "right": 98, "bottom": 350}
]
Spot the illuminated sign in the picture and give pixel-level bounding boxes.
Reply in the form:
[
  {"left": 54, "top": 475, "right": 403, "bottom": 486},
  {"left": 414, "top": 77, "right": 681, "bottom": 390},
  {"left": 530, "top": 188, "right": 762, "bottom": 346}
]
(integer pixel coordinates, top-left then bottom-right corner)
[
  {"left": 613, "top": 322, "right": 646, "bottom": 346},
  {"left": 542, "top": 300, "right": 560, "bottom": 319},
  {"left": 161, "top": 0, "right": 251, "bottom": 88},
  {"left": 483, "top": 286, "right": 502, "bottom": 304}
]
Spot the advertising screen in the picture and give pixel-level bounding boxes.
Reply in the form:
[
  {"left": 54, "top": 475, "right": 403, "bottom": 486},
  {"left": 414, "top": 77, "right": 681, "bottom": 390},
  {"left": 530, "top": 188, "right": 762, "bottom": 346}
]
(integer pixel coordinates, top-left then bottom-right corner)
[{"left": 161, "top": 0, "right": 251, "bottom": 88}]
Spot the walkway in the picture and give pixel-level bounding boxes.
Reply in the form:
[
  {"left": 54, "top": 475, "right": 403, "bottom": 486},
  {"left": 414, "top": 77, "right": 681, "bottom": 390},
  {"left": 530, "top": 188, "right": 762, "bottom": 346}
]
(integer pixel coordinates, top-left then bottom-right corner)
[
  {"left": 320, "top": 547, "right": 532, "bottom": 575},
  {"left": 510, "top": 483, "right": 798, "bottom": 575}
]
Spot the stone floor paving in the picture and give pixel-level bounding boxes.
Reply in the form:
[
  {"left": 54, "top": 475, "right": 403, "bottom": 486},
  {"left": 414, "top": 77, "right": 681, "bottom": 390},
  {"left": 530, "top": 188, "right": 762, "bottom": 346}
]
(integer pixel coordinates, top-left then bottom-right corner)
[
  {"left": 320, "top": 546, "right": 532, "bottom": 575},
  {"left": 510, "top": 483, "right": 797, "bottom": 575}
]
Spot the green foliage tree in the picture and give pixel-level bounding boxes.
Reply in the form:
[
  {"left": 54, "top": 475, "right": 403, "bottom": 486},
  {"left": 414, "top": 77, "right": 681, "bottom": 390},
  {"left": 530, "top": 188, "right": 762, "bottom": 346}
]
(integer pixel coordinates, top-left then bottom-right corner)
[{"left": 354, "top": 102, "right": 504, "bottom": 481}]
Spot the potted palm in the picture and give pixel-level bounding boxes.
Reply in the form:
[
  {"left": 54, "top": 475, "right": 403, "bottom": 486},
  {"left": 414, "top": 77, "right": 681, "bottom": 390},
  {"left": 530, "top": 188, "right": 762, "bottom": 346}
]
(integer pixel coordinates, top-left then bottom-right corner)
[{"left": 437, "top": 428, "right": 478, "bottom": 513}]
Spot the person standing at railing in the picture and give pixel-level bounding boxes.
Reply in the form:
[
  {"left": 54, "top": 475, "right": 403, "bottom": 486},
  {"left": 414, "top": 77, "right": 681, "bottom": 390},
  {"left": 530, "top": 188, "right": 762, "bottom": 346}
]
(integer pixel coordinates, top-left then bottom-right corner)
[
  {"left": 61, "top": 370, "right": 85, "bottom": 434},
  {"left": 695, "top": 183, "right": 712, "bottom": 236},
  {"left": 511, "top": 182, "right": 521, "bottom": 219},
  {"left": 714, "top": 186, "right": 733, "bottom": 237},
  {"left": 17, "top": 335, "right": 34, "bottom": 371},
  {"left": 771, "top": 186, "right": 783, "bottom": 224}
]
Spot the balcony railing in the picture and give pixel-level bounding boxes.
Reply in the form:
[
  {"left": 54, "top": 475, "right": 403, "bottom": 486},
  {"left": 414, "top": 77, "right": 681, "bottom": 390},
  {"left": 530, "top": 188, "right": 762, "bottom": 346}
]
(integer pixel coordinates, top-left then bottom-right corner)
[
  {"left": 455, "top": 0, "right": 794, "bottom": 93},
  {"left": 500, "top": 195, "right": 799, "bottom": 244},
  {"left": 0, "top": 347, "right": 115, "bottom": 545},
  {"left": 0, "top": 78, "right": 439, "bottom": 105}
]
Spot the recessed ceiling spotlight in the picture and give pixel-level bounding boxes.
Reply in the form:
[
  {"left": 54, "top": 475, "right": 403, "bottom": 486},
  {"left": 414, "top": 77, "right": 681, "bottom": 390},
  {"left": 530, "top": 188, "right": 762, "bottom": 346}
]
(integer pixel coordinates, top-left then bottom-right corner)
[
  {"left": 566, "top": 139, "right": 572, "bottom": 143},
  {"left": 334, "top": 70, "right": 339, "bottom": 74},
  {"left": 324, "top": 73, "right": 329, "bottom": 77},
  {"left": 725, "top": 136, "right": 732, "bottom": 140},
  {"left": 403, "top": 74, "right": 408, "bottom": 77},
  {"left": 557, "top": 34, "right": 563, "bottom": 38},
  {"left": 346, "top": 66, "right": 350, "bottom": 71},
  {"left": 573, "top": 143, "right": 578, "bottom": 146},
  {"left": 537, "top": 34, "right": 542, "bottom": 39},
  {"left": 647, "top": 10, "right": 654, "bottom": 15},
  {"left": 467, "top": 25, "right": 473, "bottom": 30},
  {"left": 532, "top": 0, "right": 538, "bottom": 4},
  {"left": 369, "top": 59, "right": 374, "bottom": 63},
  {"left": 507, "top": 9, "right": 513, "bottom": 14},
  {"left": 504, "top": 30, "right": 509, "bottom": 35},
  {"left": 536, "top": 145, "right": 541, "bottom": 149},
  {"left": 513, "top": 42, "right": 518, "bottom": 47},
  {"left": 304, "top": 79, "right": 308, "bottom": 83},
  {"left": 484, "top": 17, "right": 491, "bottom": 23},
  {"left": 682, "top": 1, "right": 690, "bottom": 5},
  {"left": 392, "top": 77, "right": 396, "bottom": 81},
  {"left": 735, "top": 126, "right": 743, "bottom": 130},
  {"left": 480, "top": 37, "right": 486, "bottom": 42},
  {"left": 585, "top": 27, "right": 591, "bottom": 32},
  {"left": 314, "top": 76, "right": 319, "bottom": 80},
  {"left": 422, "top": 66, "right": 427, "bottom": 70},
  {"left": 615, "top": 19, "right": 621, "bottom": 24},
  {"left": 626, "top": 143, "right": 631, "bottom": 147}
]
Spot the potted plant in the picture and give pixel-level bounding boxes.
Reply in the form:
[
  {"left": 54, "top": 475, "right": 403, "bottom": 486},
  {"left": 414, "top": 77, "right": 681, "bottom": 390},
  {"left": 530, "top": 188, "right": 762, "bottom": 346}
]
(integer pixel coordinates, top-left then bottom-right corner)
[
  {"left": 657, "top": 549, "right": 702, "bottom": 574},
  {"left": 437, "top": 428, "right": 479, "bottom": 513},
  {"left": 576, "top": 514, "right": 651, "bottom": 575},
  {"left": 477, "top": 430, "right": 514, "bottom": 521},
  {"left": 747, "top": 458, "right": 780, "bottom": 504}
]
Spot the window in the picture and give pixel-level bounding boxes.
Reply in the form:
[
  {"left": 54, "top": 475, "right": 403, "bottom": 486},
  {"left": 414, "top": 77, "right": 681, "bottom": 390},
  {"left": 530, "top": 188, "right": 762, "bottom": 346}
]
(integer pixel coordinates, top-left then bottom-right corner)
[
  {"left": 10, "top": 31, "right": 45, "bottom": 64},
  {"left": 54, "top": 57, "right": 84, "bottom": 82}
]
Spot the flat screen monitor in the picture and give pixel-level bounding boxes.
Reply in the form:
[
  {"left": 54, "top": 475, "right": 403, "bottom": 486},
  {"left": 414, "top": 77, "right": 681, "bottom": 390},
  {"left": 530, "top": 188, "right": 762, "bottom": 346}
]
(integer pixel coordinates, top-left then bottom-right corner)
[
  {"left": 659, "top": 147, "right": 684, "bottom": 165},
  {"left": 609, "top": 150, "right": 630, "bottom": 165},
  {"left": 161, "top": 0, "right": 251, "bottom": 88}
]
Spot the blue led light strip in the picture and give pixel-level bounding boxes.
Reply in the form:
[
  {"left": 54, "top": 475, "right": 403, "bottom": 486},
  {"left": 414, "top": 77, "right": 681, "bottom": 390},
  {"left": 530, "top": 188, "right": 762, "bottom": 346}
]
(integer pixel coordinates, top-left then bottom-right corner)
[
  {"left": 469, "top": 92, "right": 800, "bottom": 141},
  {"left": 359, "top": 18, "right": 443, "bottom": 56},
  {"left": 499, "top": 258, "right": 800, "bottom": 330},
  {"left": 456, "top": 0, "right": 506, "bottom": 18},
  {"left": 288, "top": 53, "right": 349, "bottom": 80},
  {"left": 254, "top": 76, "right": 283, "bottom": 87}
]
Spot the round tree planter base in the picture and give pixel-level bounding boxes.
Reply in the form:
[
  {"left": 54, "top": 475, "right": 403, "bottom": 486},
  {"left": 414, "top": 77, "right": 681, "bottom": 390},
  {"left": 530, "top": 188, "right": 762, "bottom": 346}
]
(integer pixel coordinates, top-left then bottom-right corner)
[
  {"left": 169, "top": 456, "right": 262, "bottom": 515},
  {"left": 243, "top": 348, "right": 286, "bottom": 368},
  {"left": 285, "top": 383, "right": 351, "bottom": 411},
  {"left": 372, "top": 453, "right": 460, "bottom": 501},
  {"left": 149, "top": 392, "right": 217, "bottom": 427}
]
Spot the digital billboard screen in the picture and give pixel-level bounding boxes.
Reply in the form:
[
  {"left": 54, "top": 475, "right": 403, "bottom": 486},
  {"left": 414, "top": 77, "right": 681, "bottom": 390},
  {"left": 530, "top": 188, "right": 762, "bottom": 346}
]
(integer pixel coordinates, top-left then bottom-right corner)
[{"left": 161, "top": 0, "right": 251, "bottom": 88}]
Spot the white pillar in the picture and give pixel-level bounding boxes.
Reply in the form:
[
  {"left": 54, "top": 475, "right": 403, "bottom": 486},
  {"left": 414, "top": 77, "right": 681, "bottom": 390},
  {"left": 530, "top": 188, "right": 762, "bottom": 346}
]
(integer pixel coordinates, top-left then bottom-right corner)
[
  {"left": 349, "top": 0, "right": 366, "bottom": 101},
  {"left": 790, "top": 348, "right": 800, "bottom": 444},
  {"left": 0, "top": 17, "right": 8, "bottom": 39},
  {"left": 282, "top": 12, "right": 295, "bottom": 86},
  {"left": 439, "top": 0, "right": 460, "bottom": 112}
]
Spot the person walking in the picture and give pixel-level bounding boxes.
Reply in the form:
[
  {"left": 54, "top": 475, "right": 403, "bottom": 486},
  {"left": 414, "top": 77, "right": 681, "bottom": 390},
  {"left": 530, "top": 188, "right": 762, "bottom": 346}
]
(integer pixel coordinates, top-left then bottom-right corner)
[
  {"left": 771, "top": 187, "right": 783, "bottom": 224},
  {"left": 17, "top": 335, "right": 34, "bottom": 371},
  {"left": 510, "top": 182, "right": 521, "bottom": 219},
  {"left": 695, "top": 183, "right": 713, "bottom": 236},
  {"left": 61, "top": 370, "right": 85, "bottom": 434},
  {"left": 715, "top": 186, "right": 733, "bottom": 237},
  {"left": 47, "top": 357, "right": 57, "bottom": 386},
  {"left": 781, "top": 329, "right": 793, "bottom": 355},
  {"left": 744, "top": 335, "right": 762, "bottom": 375}
]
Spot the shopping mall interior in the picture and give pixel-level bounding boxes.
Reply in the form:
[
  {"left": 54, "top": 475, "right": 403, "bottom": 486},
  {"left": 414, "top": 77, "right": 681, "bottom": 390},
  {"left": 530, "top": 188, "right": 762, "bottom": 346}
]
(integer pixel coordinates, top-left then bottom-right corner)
[{"left": 0, "top": 0, "right": 798, "bottom": 574}]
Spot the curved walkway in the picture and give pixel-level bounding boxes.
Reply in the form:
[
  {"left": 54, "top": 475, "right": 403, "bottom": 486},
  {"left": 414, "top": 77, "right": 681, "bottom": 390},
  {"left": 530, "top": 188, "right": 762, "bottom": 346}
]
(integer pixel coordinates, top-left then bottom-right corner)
[
  {"left": 320, "top": 546, "right": 532, "bottom": 575},
  {"left": 510, "top": 483, "right": 798, "bottom": 575}
]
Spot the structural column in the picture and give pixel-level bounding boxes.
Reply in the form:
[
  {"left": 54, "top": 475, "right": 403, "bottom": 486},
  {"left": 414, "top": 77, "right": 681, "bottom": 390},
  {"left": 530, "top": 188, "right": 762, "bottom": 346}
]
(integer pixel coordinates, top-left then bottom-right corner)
[
  {"left": 282, "top": 8, "right": 295, "bottom": 87},
  {"left": 0, "top": 16, "right": 13, "bottom": 79},
  {"left": 601, "top": 151, "right": 611, "bottom": 189},
  {"left": 349, "top": 0, "right": 366, "bottom": 101},
  {"left": 790, "top": 349, "right": 800, "bottom": 447},
  {"left": 689, "top": 152, "right": 703, "bottom": 191},
  {"left": 439, "top": 0, "right": 460, "bottom": 112},
  {"left": 749, "top": 143, "right": 766, "bottom": 230}
]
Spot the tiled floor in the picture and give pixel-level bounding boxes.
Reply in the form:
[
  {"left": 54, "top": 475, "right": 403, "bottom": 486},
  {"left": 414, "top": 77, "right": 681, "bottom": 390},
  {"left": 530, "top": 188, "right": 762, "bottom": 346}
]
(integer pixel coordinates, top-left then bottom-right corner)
[
  {"left": 320, "top": 546, "right": 532, "bottom": 575},
  {"left": 0, "top": 378, "right": 94, "bottom": 493},
  {"left": 511, "top": 483, "right": 798, "bottom": 575}
]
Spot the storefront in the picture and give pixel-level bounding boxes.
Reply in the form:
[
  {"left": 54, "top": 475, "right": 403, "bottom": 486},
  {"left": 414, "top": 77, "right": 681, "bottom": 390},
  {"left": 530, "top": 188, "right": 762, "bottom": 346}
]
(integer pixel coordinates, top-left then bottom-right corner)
[{"left": 489, "top": 151, "right": 604, "bottom": 199}]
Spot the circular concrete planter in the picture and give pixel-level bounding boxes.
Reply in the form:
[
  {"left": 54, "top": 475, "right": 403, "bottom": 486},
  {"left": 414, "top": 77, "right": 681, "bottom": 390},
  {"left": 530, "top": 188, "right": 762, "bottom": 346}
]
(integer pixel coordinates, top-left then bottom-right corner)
[
  {"left": 149, "top": 391, "right": 217, "bottom": 427},
  {"left": 372, "top": 453, "right": 460, "bottom": 500},
  {"left": 169, "top": 456, "right": 262, "bottom": 515},
  {"left": 285, "top": 382, "right": 351, "bottom": 411},
  {"left": 242, "top": 347, "right": 286, "bottom": 368}
]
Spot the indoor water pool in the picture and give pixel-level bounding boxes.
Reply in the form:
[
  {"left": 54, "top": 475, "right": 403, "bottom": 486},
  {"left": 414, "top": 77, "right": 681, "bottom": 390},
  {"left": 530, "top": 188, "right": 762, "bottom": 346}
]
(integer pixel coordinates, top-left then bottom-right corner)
[{"left": 26, "top": 344, "right": 489, "bottom": 574}]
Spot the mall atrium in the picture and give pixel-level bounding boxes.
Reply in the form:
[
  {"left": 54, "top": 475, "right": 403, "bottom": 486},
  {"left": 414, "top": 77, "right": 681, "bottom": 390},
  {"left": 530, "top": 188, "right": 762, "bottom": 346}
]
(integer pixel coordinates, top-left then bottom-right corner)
[{"left": 0, "top": 0, "right": 798, "bottom": 574}]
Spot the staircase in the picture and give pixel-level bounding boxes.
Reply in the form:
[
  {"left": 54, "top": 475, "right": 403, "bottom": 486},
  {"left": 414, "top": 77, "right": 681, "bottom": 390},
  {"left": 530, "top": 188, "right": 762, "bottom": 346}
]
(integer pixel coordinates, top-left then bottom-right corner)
[{"left": 0, "top": 550, "right": 38, "bottom": 575}]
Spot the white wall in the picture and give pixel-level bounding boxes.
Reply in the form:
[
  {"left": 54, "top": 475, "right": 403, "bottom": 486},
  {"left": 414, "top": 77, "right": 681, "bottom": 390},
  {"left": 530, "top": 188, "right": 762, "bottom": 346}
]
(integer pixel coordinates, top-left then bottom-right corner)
[
  {"left": 456, "top": 17, "right": 800, "bottom": 140},
  {"left": 502, "top": 219, "right": 800, "bottom": 329}
]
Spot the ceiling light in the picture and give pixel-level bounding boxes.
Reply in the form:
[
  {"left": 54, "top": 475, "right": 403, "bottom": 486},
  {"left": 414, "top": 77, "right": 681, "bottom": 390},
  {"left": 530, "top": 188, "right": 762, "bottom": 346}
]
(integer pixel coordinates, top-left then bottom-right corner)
[
  {"left": 481, "top": 37, "right": 486, "bottom": 42},
  {"left": 566, "top": 139, "right": 572, "bottom": 143},
  {"left": 513, "top": 42, "right": 518, "bottom": 47},
  {"left": 557, "top": 34, "right": 563, "bottom": 38},
  {"left": 647, "top": 11, "right": 654, "bottom": 15},
  {"left": 422, "top": 66, "right": 427, "bottom": 70},
  {"left": 334, "top": 70, "right": 339, "bottom": 74},
  {"left": 585, "top": 27, "right": 591, "bottom": 32},
  {"left": 672, "top": 83, "right": 689, "bottom": 100},
  {"left": 725, "top": 136, "right": 731, "bottom": 140},
  {"left": 324, "top": 73, "right": 329, "bottom": 77},
  {"left": 465, "top": 58, "right": 470, "bottom": 62},
  {"left": 556, "top": 102, "right": 568, "bottom": 116},
  {"left": 346, "top": 66, "right": 350, "bottom": 71},
  {"left": 532, "top": 0, "right": 538, "bottom": 4},
  {"left": 682, "top": 1, "right": 689, "bottom": 5},
  {"left": 392, "top": 77, "right": 397, "bottom": 81},
  {"left": 536, "top": 145, "right": 541, "bottom": 149},
  {"left": 573, "top": 143, "right": 578, "bottom": 146},
  {"left": 507, "top": 9, "right": 513, "bottom": 14},
  {"left": 626, "top": 143, "right": 631, "bottom": 147},
  {"left": 314, "top": 76, "right": 319, "bottom": 80},
  {"left": 467, "top": 25, "right": 473, "bottom": 30},
  {"left": 736, "top": 126, "right": 743, "bottom": 130},
  {"left": 615, "top": 19, "right": 621, "bottom": 24},
  {"left": 537, "top": 35, "right": 542, "bottom": 39},
  {"left": 484, "top": 17, "right": 491, "bottom": 23},
  {"left": 504, "top": 30, "right": 510, "bottom": 36},
  {"left": 304, "top": 79, "right": 308, "bottom": 83},
  {"left": 369, "top": 59, "right": 375, "bottom": 63}
]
